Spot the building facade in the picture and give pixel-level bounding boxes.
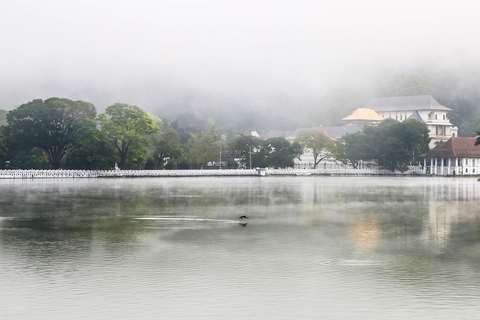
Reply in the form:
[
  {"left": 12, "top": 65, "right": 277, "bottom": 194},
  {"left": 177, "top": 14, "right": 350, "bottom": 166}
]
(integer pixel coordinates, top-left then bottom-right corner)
[
  {"left": 422, "top": 137, "right": 480, "bottom": 176},
  {"left": 365, "top": 95, "right": 458, "bottom": 148}
]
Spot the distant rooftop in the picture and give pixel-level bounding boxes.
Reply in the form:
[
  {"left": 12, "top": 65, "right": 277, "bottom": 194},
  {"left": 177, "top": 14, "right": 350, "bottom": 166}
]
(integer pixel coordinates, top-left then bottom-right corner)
[
  {"left": 341, "top": 108, "right": 384, "bottom": 121},
  {"left": 423, "top": 137, "right": 480, "bottom": 158},
  {"left": 365, "top": 95, "right": 452, "bottom": 112}
]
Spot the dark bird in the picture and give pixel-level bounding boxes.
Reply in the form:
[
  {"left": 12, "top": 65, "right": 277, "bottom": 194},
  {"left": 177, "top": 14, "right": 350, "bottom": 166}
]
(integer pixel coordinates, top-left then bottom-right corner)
[{"left": 238, "top": 215, "right": 249, "bottom": 219}]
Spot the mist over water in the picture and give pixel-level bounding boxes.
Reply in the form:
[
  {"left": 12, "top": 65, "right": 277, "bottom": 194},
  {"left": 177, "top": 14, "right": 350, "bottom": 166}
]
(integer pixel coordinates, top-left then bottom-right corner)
[{"left": 1, "top": 176, "right": 480, "bottom": 319}]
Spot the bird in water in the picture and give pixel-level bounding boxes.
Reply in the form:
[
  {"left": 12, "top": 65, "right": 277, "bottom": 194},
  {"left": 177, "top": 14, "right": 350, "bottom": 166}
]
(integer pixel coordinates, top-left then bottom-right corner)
[{"left": 238, "top": 215, "right": 248, "bottom": 226}]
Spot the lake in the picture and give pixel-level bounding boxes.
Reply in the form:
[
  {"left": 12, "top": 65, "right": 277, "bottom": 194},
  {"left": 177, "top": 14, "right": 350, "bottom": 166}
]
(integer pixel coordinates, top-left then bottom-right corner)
[{"left": 1, "top": 176, "right": 480, "bottom": 319}]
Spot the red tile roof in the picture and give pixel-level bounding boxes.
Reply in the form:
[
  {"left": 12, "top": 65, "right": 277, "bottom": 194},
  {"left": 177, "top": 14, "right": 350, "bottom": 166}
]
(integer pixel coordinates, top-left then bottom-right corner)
[
  {"left": 318, "top": 125, "right": 338, "bottom": 141},
  {"left": 423, "top": 137, "right": 480, "bottom": 158}
]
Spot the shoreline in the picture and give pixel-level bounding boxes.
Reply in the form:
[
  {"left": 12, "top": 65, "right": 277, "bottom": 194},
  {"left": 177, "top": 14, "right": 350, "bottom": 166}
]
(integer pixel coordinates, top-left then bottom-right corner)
[{"left": 0, "top": 168, "right": 428, "bottom": 179}]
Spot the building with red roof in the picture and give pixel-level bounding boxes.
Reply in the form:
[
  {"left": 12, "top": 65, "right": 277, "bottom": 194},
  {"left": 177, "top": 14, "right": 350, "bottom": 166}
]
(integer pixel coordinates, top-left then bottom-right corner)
[{"left": 421, "top": 137, "right": 480, "bottom": 175}]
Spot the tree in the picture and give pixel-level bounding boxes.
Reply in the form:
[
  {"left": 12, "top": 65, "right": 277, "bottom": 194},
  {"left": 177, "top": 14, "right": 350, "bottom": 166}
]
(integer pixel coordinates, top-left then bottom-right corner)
[
  {"left": 151, "top": 131, "right": 182, "bottom": 169},
  {"left": 344, "top": 119, "right": 430, "bottom": 172},
  {"left": 263, "top": 137, "right": 303, "bottom": 169},
  {"left": 98, "top": 103, "right": 160, "bottom": 169},
  {"left": 6, "top": 98, "right": 96, "bottom": 169},
  {"left": 295, "top": 130, "right": 338, "bottom": 169},
  {"left": 475, "top": 131, "right": 480, "bottom": 147},
  {"left": 187, "top": 127, "right": 223, "bottom": 169},
  {"left": 343, "top": 132, "right": 374, "bottom": 168},
  {"left": 65, "top": 119, "right": 117, "bottom": 169},
  {"left": 0, "top": 128, "right": 7, "bottom": 169}
]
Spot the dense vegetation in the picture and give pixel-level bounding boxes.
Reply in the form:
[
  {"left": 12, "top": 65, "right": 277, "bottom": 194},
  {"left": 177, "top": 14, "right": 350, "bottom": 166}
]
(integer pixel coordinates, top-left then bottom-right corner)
[{"left": 0, "top": 98, "right": 304, "bottom": 170}]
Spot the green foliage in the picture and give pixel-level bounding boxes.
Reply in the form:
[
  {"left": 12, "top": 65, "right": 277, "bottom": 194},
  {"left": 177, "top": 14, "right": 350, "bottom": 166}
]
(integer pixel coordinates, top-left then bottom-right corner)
[
  {"left": 475, "top": 132, "right": 480, "bottom": 147},
  {"left": 66, "top": 120, "right": 117, "bottom": 169},
  {"left": 151, "top": 131, "right": 182, "bottom": 169},
  {"left": 343, "top": 133, "right": 374, "bottom": 168},
  {"left": 262, "top": 137, "right": 303, "bottom": 169},
  {"left": 6, "top": 98, "right": 97, "bottom": 169},
  {"left": 0, "top": 128, "right": 7, "bottom": 168},
  {"left": 345, "top": 119, "right": 430, "bottom": 172},
  {"left": 99, "top": 103, "right": 160, "bottom": 169},
  {"left": 295, "top": 130, "right": 338, "bottom": 168},
  {"left": 187, "top": 127, "right": 223, "bottom": 169},
  {"left": 7, "top": 148, "right": 49, "bottom": 169}
]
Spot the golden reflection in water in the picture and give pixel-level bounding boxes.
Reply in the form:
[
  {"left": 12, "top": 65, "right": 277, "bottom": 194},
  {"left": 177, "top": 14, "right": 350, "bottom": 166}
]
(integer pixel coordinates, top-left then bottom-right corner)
[{"left": 349, "top": 219, "right": 381, "bottom": 248}]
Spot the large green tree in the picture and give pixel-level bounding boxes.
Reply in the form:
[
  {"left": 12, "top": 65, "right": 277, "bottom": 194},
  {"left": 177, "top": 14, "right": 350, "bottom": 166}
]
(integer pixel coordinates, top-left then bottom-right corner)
[
  {"left": 151, "top": 131, "right": 182, "bottom": 169},
  {"left": 6, "top": 98, "right": 96, "bottom": 169},
  {"left": 345, "top": 119, "right": 430, "bottom": 171},
  {"left": 295, "top": 130, "right": 338, "bottom": 169},
  {"left": 343, "top": 132, "right": 374, "bottom": 169},
  {"left": 98, "top": 103, "right": 159, "bottom": 170},
  {"left": 263, "top": 137, "right": 303, "bottom": 169},
  {"left": 66, "top": 119, "right": 117, "bottom": 169}
]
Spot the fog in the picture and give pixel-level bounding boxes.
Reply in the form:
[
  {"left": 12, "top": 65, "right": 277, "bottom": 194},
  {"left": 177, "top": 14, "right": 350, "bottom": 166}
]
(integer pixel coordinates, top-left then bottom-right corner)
[{"left": 2, "top": 0, "right": 480, "bottom": 129}]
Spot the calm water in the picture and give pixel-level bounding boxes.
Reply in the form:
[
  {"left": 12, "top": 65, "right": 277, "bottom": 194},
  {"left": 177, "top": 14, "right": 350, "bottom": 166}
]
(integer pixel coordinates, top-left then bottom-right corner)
[{"left": 1, "top": 176, "right": 480, "bottom": 319}]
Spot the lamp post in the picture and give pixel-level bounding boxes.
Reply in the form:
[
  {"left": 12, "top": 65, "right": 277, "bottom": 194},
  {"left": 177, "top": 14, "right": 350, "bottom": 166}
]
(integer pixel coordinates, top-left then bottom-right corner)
[{"left": 219, "top": 150, "right": 222, "bottom": 170}]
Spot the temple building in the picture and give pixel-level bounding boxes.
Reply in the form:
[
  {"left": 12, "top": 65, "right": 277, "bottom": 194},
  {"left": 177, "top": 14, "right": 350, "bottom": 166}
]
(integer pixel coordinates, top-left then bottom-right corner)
[
  {"left": 364, "top": 95, "right": 458, "bottom": 148},
  {"left": 421, "top": 137, "right": 480, "bottom": 176},
  {"left": 341, "top": 108, "right": 384, "bottom": 126}
]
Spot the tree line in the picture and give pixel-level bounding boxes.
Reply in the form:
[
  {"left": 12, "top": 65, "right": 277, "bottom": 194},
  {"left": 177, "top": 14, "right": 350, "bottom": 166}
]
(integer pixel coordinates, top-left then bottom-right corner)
[
  {"left": 0, "top": 98, "right": 305, "bottom": 170},
  {"left": 0, "top": 97, "right": 432, "bottom": 171}
]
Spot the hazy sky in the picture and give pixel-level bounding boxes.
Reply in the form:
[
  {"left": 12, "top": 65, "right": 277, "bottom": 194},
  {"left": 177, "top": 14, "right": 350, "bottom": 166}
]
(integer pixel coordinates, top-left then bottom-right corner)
[{"left": 2, "top": 0, "right": 480, "bottom": 117}]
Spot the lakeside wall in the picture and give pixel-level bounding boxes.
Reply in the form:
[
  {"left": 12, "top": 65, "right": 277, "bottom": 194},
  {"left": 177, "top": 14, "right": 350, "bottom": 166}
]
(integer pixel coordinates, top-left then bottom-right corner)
[{"left": 0, "top": 168, "right": 423, "bottom": 179}]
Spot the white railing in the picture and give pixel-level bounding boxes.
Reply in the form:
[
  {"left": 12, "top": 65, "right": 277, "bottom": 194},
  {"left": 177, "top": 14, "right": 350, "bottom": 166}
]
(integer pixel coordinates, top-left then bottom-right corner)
[{"left": 0, "top": 168, "right": 423, "bottom": 179}]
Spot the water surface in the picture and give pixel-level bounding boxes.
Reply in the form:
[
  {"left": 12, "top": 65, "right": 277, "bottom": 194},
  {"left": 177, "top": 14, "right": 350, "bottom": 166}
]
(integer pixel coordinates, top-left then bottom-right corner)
[{"left": 1, "top": 176, "right": 480, "bottom": 319}]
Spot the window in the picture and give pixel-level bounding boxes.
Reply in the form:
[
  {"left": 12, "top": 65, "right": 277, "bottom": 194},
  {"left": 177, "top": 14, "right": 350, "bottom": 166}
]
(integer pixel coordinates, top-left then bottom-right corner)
[
  {"left": 473, "top": 159, "right": 476, "bottom": 166},
  {"left": 458, "top": 158, "right": 462, "bottom": 166},
  {"left": 466, "top": 159, "right": 469, "bottom": 166},
  {"left": 443, "top": 114, "right": 446, "bottom": 120},
  {"left": 435, "top": 114, "right": 438, "bottom": 120},
  {"left": 400, "top": 115, "right": 402, "bottom": 120}
]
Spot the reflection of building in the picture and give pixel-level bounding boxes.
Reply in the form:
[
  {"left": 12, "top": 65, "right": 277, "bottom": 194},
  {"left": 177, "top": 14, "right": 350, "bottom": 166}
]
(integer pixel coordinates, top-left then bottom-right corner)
[
  {"left": 421, "top": 137, "right": 480, "bottom": 175},
  {"left": 364, "top": 95, "right": 458, "bottom": 148}
]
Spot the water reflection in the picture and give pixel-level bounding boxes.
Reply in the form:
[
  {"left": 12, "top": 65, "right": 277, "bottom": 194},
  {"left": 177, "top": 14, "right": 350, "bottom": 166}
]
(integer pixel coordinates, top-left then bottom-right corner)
[{"left": 1, "top": 177, "right": 480, "bottom": 319}]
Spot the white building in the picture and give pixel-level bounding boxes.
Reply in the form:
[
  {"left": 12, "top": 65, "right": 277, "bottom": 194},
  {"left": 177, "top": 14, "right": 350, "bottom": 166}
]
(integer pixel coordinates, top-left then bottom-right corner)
[
  {"left": 365, "top": 95, "right": 458, "bottom": 148},
  {"left": 422, "top": 137, "right": 480, "bottom": 176}
]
